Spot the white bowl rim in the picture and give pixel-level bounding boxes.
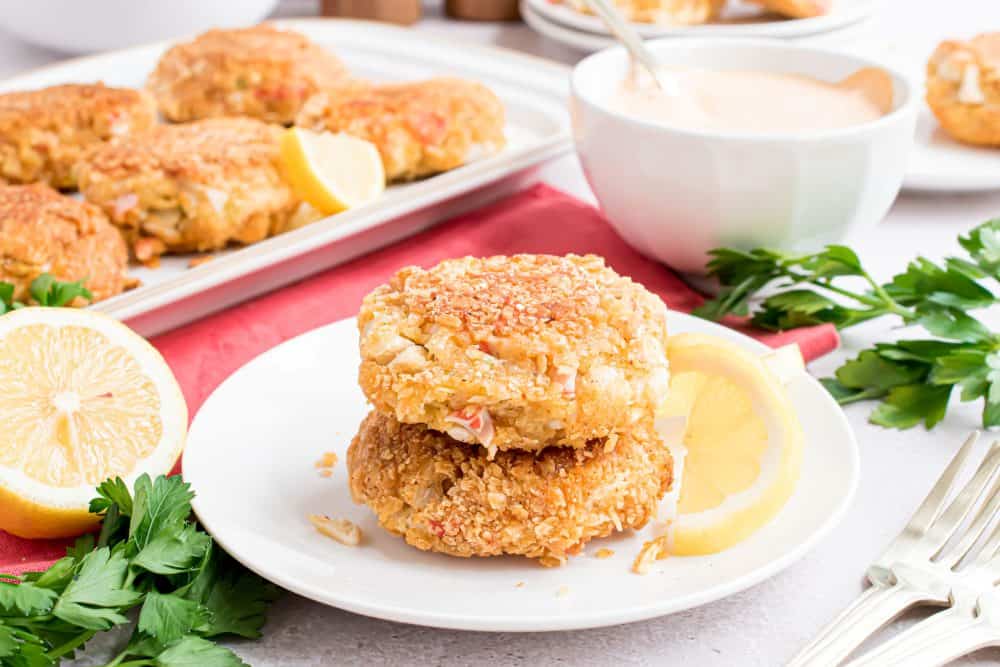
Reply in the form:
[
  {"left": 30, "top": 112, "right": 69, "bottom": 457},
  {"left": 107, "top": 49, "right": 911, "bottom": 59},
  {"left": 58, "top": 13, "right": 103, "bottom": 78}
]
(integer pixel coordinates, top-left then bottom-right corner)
[{"left": 571, "top": 37, "right": 919, "bottom": 142}]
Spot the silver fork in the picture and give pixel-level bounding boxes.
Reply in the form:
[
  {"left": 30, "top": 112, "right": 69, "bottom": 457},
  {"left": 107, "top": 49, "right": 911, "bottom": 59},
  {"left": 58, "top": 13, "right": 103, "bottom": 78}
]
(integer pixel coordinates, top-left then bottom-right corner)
[
  {"left": 847, "top": 476, "right": 1000, "bottom": 667},
  {"left": 789, "top": 433, "right": 1000, "bottom": 667}
]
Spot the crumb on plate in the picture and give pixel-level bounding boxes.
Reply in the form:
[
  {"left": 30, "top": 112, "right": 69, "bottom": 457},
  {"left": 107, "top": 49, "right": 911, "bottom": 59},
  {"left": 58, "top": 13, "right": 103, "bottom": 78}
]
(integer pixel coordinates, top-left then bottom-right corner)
[
  {"left": 632, "top": 535, "right": 670, "bottom": 575},
  {"left": 309, "top": 514, "right": 361, "bottom": 546},
  {"left": 594, "top": 548, "right": 614, "bottom": 559}
]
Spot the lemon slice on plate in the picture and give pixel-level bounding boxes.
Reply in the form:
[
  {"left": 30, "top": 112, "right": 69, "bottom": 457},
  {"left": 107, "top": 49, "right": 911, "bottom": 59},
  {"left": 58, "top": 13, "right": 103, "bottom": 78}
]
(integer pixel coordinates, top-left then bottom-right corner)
[
  {"left": 279, "top": 127, "right": 386, "bottom": 215},
  {"left": 0, "top": 308, "right": 187, "bottom": 538},
  {"left": 661, "top": 333, "right": 804, "bottom": 556}
]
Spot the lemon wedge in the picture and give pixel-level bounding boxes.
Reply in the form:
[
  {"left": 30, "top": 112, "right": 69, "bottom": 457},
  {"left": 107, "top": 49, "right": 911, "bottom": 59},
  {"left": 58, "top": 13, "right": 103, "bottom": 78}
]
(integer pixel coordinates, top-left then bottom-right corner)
[
  {"left": 662, "top": 334, "right": 804, "bottom": 556},
  {"left": 0, "top": 308, "right": 187, "bottom": 538},
  {"left": 279, "top": 128, "right": 385, "bottom": 215}
]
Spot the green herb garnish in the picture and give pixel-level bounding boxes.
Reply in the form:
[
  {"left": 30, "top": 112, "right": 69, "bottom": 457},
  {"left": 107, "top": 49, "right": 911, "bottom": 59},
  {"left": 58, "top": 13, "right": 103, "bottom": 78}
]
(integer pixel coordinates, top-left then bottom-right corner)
[
  {"left": 0, "top": 475, "right": 280, "bottom": 666},
  {"left": 694, "top": 218, "right": 1000, "bottom": 430},
  {"left": 0, "top": 274, "right": 93, "bottom": 314}
]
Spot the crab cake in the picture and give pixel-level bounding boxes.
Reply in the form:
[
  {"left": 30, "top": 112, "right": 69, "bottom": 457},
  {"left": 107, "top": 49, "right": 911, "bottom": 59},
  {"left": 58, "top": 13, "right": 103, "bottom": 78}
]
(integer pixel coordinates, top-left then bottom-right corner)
[
  {"left": 0, "top": 84, "right": 156, "bottom": 189},
  {"left": 348, "top": 411, "right": 672, "bottom": 565},
  {"left": 748, "top": 0, "right": 830, "bottom": 18},
  {"left": 76, "top": 117, "right": 299, "bottom": 262},
  {"left": 560, "top": 0, "right": 725, "bottom": 24},
  {"left": 0, "top": 184, "right": 133, "bottom": 303},
  {"left": 358, "top": 254, "right": 670, "bottom": 456},
  {"left": 927, "top": 33, "right": 1000, "bottom": 147},
  {"left": 295, "top": 78, "right": 505, "bottom": 182},
  {"left": 147, "top": 24, "right": 350, "bottom": 124}
]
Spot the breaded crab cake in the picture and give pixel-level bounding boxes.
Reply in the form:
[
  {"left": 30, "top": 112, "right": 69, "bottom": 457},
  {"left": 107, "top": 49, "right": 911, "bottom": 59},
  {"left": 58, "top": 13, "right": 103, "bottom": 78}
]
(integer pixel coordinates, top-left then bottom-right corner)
[
  {"left": 559, "top": 0, "right": 726, "bottom": 24},
  {"left": 348, "top": 411, "right": 673, "bottom": 565},
  {"left": 147, "top": 24, "right": 350, "bottom": 124},
  {"left": 0, "top": 184, "right": 134, "bottom": 303},
  {"left": 358, "top": 254, "right": 670, "bottom": 456},
  {"left": 76, "top": 117, "right": 299, "bottom": 262},
  {"left": 295, "top": 78, "right": 505, "bottom": 182},
  {"left": 927, "top": 33, "right": 1000, "bottom": 147},
  {"left": 748, "top": 0, "right": 830, "bottom": 19},
  {"left": 0, "top": 83, "right": 157, "bottom": 189}
]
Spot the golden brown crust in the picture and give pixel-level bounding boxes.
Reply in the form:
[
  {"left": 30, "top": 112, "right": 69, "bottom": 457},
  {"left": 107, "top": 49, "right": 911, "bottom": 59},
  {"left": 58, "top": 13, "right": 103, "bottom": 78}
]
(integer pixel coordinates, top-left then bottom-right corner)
[
  {"left": 0, "top": 84, "right": 157, "bottom": 189},
  {"left": 147, "top": 23, "right": 350, "bottom": 124},
  {"left": 295, "top": 78, "right": 505, "bottom": 181},
  {"left": 76, "top": 117, "right": 299, "bottom": 259},
  {"left": 347, "top": 411, "right": 673, "bottom": 565},
  {"left": 748, "top": 0, "right": 830, "bottom": 19},
  {"left": 926, "top": 33, "right": 1000, "bottom": 147},
  {"left": 0, "top": 184, "right": 133, "bottom": 303},
  {"left": 358, "top": 254, "right": 670, "bottom": 454},
  {"left": 559, "top": 0, "right": 726, "bottom": 24}
]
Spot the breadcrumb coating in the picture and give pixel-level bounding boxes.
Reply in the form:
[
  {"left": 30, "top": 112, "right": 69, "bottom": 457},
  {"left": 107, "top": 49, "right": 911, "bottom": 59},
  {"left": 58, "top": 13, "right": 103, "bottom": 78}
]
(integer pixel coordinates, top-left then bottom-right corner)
[
  {"left": 559, "top": 0, "right": 725, "bottom": 24},
  {"left": 0, "top": 184, "right": 134, "bottom": 303},
  {"left": 358, "top": 254, "right": 670, "bottom": 455},
  {"left": 748, "top": 0, "right": 830, "bottom": 19},
  {"left": 0, "top": 83, "right": 156, "bottom": 189},
  {"left": 76, "top": 117, "right": 299, "bottom": 260},
  {"left": 927, "top": 33, "right": 1000, "bottom": 147},
  {"left": 295, "top": 78, "right": 505, "bottom": 181},
  {"left": 147, "top": 23, "right": 350, "bottom": 124},
  {"left": 347, "top": 411, "right": 673, "bottom": 565}
]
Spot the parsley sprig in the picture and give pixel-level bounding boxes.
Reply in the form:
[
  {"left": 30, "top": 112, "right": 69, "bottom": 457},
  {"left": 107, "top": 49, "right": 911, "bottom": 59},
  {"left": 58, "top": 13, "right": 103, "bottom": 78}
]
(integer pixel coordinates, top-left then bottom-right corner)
[
  {"left": 0, "top": 475, "right": 280, "bottom": 666},
  {"left": 694, "top": 218, "right": 1000, "bottom": 430},
  {"left": 0, "top": 274, "right": 93, "bottom": 314}
]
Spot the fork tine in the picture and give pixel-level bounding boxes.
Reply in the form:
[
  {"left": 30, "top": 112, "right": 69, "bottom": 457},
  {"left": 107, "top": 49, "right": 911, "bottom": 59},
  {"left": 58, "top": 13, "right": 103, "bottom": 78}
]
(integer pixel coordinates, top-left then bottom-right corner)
[
  {"left": 940, "top": 472, "right": 1000, "bottom": 567},
  {"left": 906, "top": 431, "right": 979, "bottom": 536},
  {"left": 924, "top": 440, "right": 1000, "bottom": 553}
]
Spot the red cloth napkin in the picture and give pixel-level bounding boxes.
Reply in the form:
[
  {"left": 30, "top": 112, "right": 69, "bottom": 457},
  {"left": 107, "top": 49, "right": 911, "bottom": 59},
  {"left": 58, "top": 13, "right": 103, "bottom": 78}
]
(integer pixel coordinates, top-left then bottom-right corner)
[{"left": 1, "top": 183, "right": 838, "bottom": 575}]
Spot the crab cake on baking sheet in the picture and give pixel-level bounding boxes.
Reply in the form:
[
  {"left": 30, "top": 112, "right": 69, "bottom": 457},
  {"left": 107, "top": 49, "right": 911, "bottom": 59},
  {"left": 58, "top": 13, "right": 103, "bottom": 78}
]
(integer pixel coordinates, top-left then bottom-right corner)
[
  {"left": 76, "top": 117, "right": 299, "bottom": 263},
  {"left": 0, "top": 184, "right": 134, "bottom": 304},
  {"left": 358, "top": 254, "right": 670, "bottom": 456},
  {"left": 147, "top": 24, "right": 350, "bottom": 124},
  {"left": 295, "top": 78, "right": 506, "bottom": 182},
  {"left": 0, "top": 84, "right": 156, "bottom": 189},
  {"left": 348, "top": 411, "right": 672, "bottom": 565},
  {"left": 927, "top": 33, "right": 1000, "bottom": 147}
]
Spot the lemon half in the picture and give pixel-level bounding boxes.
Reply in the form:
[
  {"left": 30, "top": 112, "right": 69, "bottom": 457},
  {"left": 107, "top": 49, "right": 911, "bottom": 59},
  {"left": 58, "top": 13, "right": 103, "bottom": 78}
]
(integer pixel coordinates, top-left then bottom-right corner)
[
  {"left": 279, "top": 127, "right": 386, "bottom": 215},
  {"left": 0, "top": 308, "right": 187, "bottom": 538},
  {"left": 662, "top": 334, "right": 804, "bottom": 556}
]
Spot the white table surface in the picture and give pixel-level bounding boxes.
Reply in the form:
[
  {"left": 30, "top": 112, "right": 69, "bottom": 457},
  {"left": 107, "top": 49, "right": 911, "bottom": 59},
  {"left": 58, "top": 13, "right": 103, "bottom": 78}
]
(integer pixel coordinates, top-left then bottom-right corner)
[{"left": 5, "top": 1, "right": 1000, "bottom": 665}]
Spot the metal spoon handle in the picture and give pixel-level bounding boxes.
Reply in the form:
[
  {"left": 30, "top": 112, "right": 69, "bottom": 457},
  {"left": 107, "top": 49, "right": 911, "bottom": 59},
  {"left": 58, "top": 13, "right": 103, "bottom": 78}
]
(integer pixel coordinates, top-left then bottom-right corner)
[{"left": 585, "top": 0, "right": 665, "bottom": 90}]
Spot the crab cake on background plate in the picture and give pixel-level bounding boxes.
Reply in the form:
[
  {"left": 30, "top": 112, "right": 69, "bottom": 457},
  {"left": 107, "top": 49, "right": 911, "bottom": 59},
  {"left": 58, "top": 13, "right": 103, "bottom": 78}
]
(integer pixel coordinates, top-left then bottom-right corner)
[
  {"left": 76, "top": 117, "right": 299, "bottom": 263},
  {"left": 927, "top": 33, "right": 1000, "bottom": 147},
  {"left": 348, "top": 411, "right": 673, "bottom": 566},
  {"left": 358, "top": 254, "right": 670, "bottom": 456},
  {"left": 147, "top": 24, "right": 350, "bottom": 124},
  {"left": 0, "top": 83, "right": 156, "bottom": 189},
  {"left": 0, "top": 184, "right": 134, "bottom": 303},
  {"left": 295, "top": 78, "right": 506, "bottom": 181}
]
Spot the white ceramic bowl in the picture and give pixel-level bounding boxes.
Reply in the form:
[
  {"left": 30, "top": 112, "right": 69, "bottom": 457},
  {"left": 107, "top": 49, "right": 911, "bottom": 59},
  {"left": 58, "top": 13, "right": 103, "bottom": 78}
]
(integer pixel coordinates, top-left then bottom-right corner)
[
  {"left": 0, "top": 0, "right": 280, "bottom": 54},
  {"left": 570, "top": 39, "right": 919, "bottom": 274}
]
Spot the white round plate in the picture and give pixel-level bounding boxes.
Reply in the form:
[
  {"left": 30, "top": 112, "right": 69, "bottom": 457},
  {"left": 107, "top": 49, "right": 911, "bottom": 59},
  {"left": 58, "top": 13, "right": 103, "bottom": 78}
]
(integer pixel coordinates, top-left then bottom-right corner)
[
  {"left": 184, "top": 314, "right": 859, "bottom": 632},
  {"left": 904, "top": 109, "right": 1000, "bottom": 193},
  {"left": 522, "top": 1, "right": 877, "bottom": 53},
  {"left": 525, "top": 0, "right": 877, "bottom": 39}
]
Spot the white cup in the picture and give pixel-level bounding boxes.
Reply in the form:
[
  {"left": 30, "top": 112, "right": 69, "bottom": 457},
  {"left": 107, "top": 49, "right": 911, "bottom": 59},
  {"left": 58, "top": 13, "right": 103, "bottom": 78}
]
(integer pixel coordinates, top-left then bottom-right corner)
[{"left": 570, "top": 39, "right": 919, "bottom": 274}]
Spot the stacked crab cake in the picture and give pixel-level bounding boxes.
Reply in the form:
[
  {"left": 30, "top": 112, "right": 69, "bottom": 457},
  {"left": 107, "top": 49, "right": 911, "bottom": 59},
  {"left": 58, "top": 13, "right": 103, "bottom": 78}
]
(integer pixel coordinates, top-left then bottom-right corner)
[{"left": 349, "top": 254, "right": 674, "bottom": 566}]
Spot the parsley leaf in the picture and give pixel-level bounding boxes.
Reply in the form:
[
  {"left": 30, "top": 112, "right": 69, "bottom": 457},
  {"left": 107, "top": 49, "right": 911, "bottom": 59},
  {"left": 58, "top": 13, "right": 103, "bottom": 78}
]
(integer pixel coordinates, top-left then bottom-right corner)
[
  {"left": 129, "top": 475, "right": 196, "bottom": 550},
  {"left": 29, "top": 275, "right": 92, "bottom": 307},
  {"left": 694, "top": 218, "right": 1000, "bottom": 430},
  {"left": 0, "top": 581, "right": 57, "bottom": 617},
  {"left": 132, "top": 523, "right": 212, "bottom": 576},
  {"left": 138, "top": 591, "right": 211, "bottom": 646},
  {"left": 52, "top": 548, "right": 141, "bottom": 630},
  {"left": 153, "top": 635, "right": 249, "bottom": 667}
]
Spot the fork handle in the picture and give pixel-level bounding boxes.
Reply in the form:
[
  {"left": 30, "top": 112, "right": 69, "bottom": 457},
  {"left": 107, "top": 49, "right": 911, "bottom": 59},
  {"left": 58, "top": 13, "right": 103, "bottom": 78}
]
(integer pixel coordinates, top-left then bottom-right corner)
[
  {"left": 786, "top": 583, "right": 929, "bottom": 667},
  {"left": 845, "top": 608, "right": 993, "bottom": 667}
]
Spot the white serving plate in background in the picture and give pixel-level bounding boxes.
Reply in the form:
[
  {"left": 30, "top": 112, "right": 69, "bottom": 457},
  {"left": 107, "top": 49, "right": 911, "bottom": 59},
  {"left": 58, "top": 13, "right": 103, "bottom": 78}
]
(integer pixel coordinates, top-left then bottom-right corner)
[
  {"left": 526, "top": 0, "right": 877, "bottom": 39},
  {"left": 0, "top": 19, "right": 571, "bottom": 336},
  {"left": 522, "top": 1, "right": 879, "bottom": 53},
  {"left": 183, "top": 313, "right": 859, "bottom": 632}
]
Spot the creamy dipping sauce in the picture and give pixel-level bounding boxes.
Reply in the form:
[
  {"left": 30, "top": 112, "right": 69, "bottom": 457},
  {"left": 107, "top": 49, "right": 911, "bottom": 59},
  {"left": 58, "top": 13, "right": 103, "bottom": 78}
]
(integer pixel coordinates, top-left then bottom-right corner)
[{"left": 610, "top": 67, "right": 891, "bottom": 134}]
